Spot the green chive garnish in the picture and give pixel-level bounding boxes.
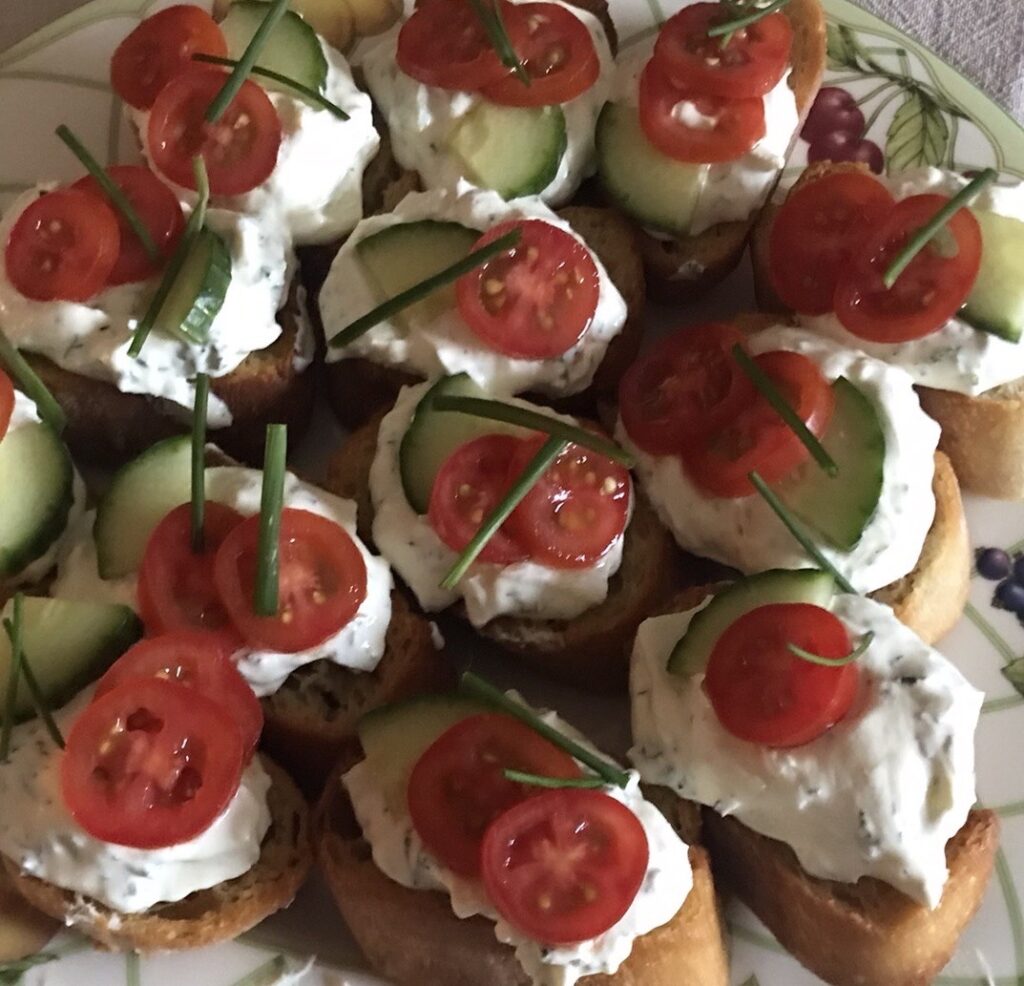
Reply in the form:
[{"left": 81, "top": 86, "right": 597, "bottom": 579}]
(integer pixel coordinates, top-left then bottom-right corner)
[
  {"left": 0, "top": 595, "right": 24, "bottom": 762},
  {"left": 205, "top": 0, "right": 290, "bottom": 124},
  {"left": 2, "top": 597, "right": 64, "bottom": 750},
  {"left": 749, "top": 470, "right": 857, "bottom": 594},
  {"left": 227, "top": 955, "right": 288, "bottom": 986},
  {"left": 331, "top": 229, "right": 522, "bottom": 348},
  {"left": 254, "top": 424, "right": 287, "bottom": 617},
  {"left": 504, "top": 769, "right": 606, "bottom": 789},
  {"left": 429, "top": 395, "right": 634, "bottom": 467},
  {"left": 55, "top": 124, "right": 159, "bottom": 262},
  {"left": 0, "top": 330, "right": 66, "bottom": 433},
  {"left": 708, "top": 0, "right": 792, "bottom": 39},
  {"left": 882, "top": 168, "right": 998, "bottom": 288},
  {"left": 193, "top": 53, "right": 349, "bottom": 119},
  {"left": 788, "top": 631, "right": 873, "bottom": 666},
  {"left": 460, "top": 671, "right": 630, "bottom": 787},
  {"left": 732, "top": 345, "right": 838, "bottom": 477},
  {"left": 441, "top": 435, "right": 565, "bottom": 589},
  {"left": 0, "top": 953, "right": 59, "bottom": 979},
  {"left": 191, "top": 373, "right": 209, "bottom": 554},
  {"left": 468, "top": 0, "right": 530, "bottom": 84}
]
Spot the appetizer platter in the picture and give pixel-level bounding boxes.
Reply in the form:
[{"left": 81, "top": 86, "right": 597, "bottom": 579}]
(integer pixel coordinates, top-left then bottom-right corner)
[{"left": 0, "top": 0, "right": 1022, "bottom": 984}]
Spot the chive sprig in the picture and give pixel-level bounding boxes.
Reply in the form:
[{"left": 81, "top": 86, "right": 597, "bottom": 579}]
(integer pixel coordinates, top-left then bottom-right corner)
[
  {"left": 788, "top": 631, "right": 874, "bottom": 667},
  {"left": 468, "top": 0, "right": 530, "bottom": 84},
  {"left": 0, "top": 330, "right": 66, "bottom": 433},
  {"left": 504, "top": 769, "right": 606, "bottom": 789},
  {"left": 254, "top": 424, "right": 287, "bottom": 617},
  {"left": 709, "top": 0, "right": 792, "bottom": 40}
]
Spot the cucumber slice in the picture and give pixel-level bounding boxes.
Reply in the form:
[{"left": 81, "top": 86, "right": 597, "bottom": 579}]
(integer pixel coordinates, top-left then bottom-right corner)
[
  {"left": 156, "top": 227, "right": 232, "bottom": 345},
  {"left": 94, "top": 436, "right": 193, "bottom": 579},
  {"left": 0, "top": 597, "right": 141, "bottom": 722},
  {"left": 355, "top": 220, "right": 478, "bottom": 331},
  {"left": 960, "top": 207, "right": 1024, "bottom": 343},
  {"left": 448, "top": 103, "right": 567, "bottom": 200},
  {"left": 668, "top": 569, "right": 835, "bottom": 676},
  {"left": 0, "top": 422, "right": 74, "bottom": 579},
  {"left": 398, "top": 374, "right": 529, "bottom": 514},
  {"left": 595, "top": 102, "right": 705, "bottom": 236},
  {"left": 775, "top": 377, "right": 886, "bottom": 551},
  {"left": 220, "top": 0, "right": 328, "bottom": 94}
]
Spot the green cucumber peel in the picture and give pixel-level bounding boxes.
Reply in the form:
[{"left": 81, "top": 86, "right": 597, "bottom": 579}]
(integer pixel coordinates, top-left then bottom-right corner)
[
  {"left": 0, "top": 330, "right": 66, "bottom": 433},
  {"left": 191, "top": 374, "right": 209, "bottom": 554},
  {"left": 254, "top": 424, "right": 287, "bottom": 617},
  {"left": 503, "top": 769, "right": 606, "bottom": 789},
  {"left": 788, "top": 630, "right": 874, "bottom": 666}
]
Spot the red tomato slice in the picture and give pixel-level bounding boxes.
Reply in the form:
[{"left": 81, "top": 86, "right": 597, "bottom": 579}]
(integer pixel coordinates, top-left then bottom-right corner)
[
  {"left": 407, "top": 713, "right": 582, "bottom": 876},
  {"left": 653, "top": 2, "right": 793, "bottom": 98},
  {"left": 481, "top": 788, "right": 649, "bottom": 944},
  {"left": 456, "top": 220, "right": 600, "bottom": 360},
  {"left": 147, "top": 66, "right": 282, "bottom": 197},
  {"left": 638, "top": 57, "right": 765, "bottom": 164},
  {"left": 397, "top": 0, "right": 511, "bottom": 91},
  {"left": 618, "top": 322, "right": 755, "bottom": 456},
  {"left": 480, "top": 2, "right": 600, "bottom": 106},
  {"left": 681, "top": 349, "right": 835, "bottom": 498},
  {"left": 213, "top": 508, "right": 368, "bottom": 654},
  {"left": 0, "top": 370, "right": 13, "bottom": 442},
  {"left": 72, "top": 165, "right": 185, "bottom": 286},
  {"left": 703, "top": 602, "right": 860, "bottom": 747},
  {"left": 110, "top": 5, "right": 227, "bottom": 111},
  {"left": 834, "top": 193, "right": 983, "bottom": 343},
  {"left": 5, "top": 189, "right": 120, "bottom": 302},
  {"left": 93, "top": 631, "right": 262, "bottom": 757},
  {"left": 428, "top": 433, "right": 530, "bottom": 564},
  {"left": 138, "top": 502, "right": 244, "bottom": 640},
  {"left": 768, "top": 172, "right": 895, "bottom": 316},
  {"left": 507, "top": 435, "right": 631, "bottom": 568},
  {"left": 62, "top": 678, "right": 245, "bottom": 848}
]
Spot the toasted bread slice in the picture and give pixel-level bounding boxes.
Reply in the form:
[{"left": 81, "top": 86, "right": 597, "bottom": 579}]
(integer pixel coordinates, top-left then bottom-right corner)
[
  {"left": 0, "top": 867, "right": 59, "bottom": 962},
  {"left": 1, "top": 758, "right": 312, "bottom": 953},
  {"left": 315, "top": 768, "right": 729, "bottom": 986}
]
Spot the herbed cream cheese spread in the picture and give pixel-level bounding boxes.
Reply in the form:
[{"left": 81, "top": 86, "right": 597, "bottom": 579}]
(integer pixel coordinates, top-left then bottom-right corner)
[
  {"left": 0, "top": 692, "right": 272, "bottom": 913},
  {"left": 343, "top": 696, "right": 691, "bottom": 986},
  {"left": 320, "top": 185, "right": 628, "bottom": 398},
  {"left": 630, "top": 592, "right": 982, "bottom": 908},
  {"left": 369, "top": 381, "right": 629, "bottom": 626},
  {"left": 800, "top": 166, "right": 1024, "bottom": 396},
  {"left": 52, "top": 466, "right": 393, "bottom": 697},
  {"left": 617, "top": 326, "right": 939, "bottom": 594}
]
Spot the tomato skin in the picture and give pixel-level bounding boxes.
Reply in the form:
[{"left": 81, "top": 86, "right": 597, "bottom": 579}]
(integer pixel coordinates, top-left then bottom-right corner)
[
  {"left": 62, "top": 678, "right": 245, "bottom": 848},
  {"left": 681, "top": 349, "right": 835, "bottom": 498},
  {"left": 93, "top": 631, "right": 262, "bottom": 757},
  {"left": 638, "top": 58, "right": 765, "bottom": 164},
  {"left": 480, "top": 2, "right": 600, "bottom": 106},
  {"left": 110, "top": 5, "right": 228, "bottom": 111},
  {"left": 703, "top": 603, "right": 860, "bottom": 747},
  {"left": 147, "top": 66, "right": 282, "bottom": 197},
  {"left": 834, "top": 193, "right": 983, "bottom": 343},
  {"left": 72, "top": 166, "right": 185, "bottom": 286},
  {"left": 481, "top": 788, "right": 650, "bottom": 944},
  {"left": 213, "top": 508, "right": 368, "bottom": 654},
  {"left": 456, "top": 220, "right": 600, "bottom": 360},
  {"left": 768, "top": 172, "right": 895, "bottom": 316},
  {"left": 654, "top": 3, "right": 793, "bottom": 98},
  {"left": 407, "top": 713, "right": 582, "bottom": 876},
  {"left": 0, "top": 371, "right": 13, "bottom": 442},
  {"left": 618, "top": 322, "right": 755, "bottom": 456},
  {"left": 5, "top": 189, "right": 120, "bottom": 302}
]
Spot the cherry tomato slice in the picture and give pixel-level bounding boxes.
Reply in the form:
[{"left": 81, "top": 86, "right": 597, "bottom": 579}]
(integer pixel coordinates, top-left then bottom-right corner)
[
  {"left": 407, "top": 713, "right": 582, "bottom": 876},
  {"left": 62, "top": 678, "right": 245, "bottom": 848},
  {"left": 638, "top": 57, "right": 765, "bottom": 164},
  {"left": 93, "top": 631, "right": 262, "bottom": 757},
  {"left": 507, "top": 435, "right": 631, "bottom": 568},
  {"left": 618, "top": 322, "right": 755, "bottom": 456},
  {"left": 481, "top": 788, "right": 649, "bottom": 944},
  {"left": 681, "top": 349, "right": 835, "bottom": 498},
  {"left": 703, "top": 602, "right": 860, "bottom": 747},
  {"left": 110, "top": 5, "right": 228, "bottom": 110},
  {"left": 138, "top": 502, "right": 244, "bottom": 640},
  {"left": 0, "top": 370, "right": 14, "bottom": 442},
  {"left": 397, "top": 0, "right": 511, "bottom": 91},
  {"left": 480, "top": 2, "right": 600, "bottom": 106},
  {"left": 5, "top": 189, "right": 120, "bottom": 302},
  {"left": 653, "top": 3, "right": 793, "bottom": 98},
  {"left": 213, "top": 508, "right": 368, "bottom": 654},
  {"left": 147, "top": 66, "right": 282, "bottom": 197},
  {"left": 428, "top": 433, "right": 529, "bottom": 564},
  {"left": 72, "top": 165, "right": 185, "bottom": 286},
  {"left": 768, "top": 172, "right": 896, "bottom": 315},
  {"left": 456, "top": 220, "right": 600, "bottom": 360},
  {"left": 834, "top": 193, "right": 983, "bottom": 343}
]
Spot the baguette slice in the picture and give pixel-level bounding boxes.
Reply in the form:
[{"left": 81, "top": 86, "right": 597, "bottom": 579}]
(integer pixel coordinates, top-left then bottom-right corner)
[
  {"left": 315, "top": 766, "right": 729, "bottom": 986},
  {"left": 1, "top": 758, "right": 312, "bottom": 953},
  {"left": 0, "top": 867, "right": 59, "bottom": 962}
]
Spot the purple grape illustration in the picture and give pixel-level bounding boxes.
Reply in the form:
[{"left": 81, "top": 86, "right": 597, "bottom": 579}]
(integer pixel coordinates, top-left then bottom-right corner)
[{"left": 801, "top": 86, "right": 884, "bottom": 174}]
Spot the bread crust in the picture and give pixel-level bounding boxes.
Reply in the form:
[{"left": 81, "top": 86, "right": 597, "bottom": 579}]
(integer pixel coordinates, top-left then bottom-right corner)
[{"left": 1, "top": 758, "right": 313, "bottom": 953}]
